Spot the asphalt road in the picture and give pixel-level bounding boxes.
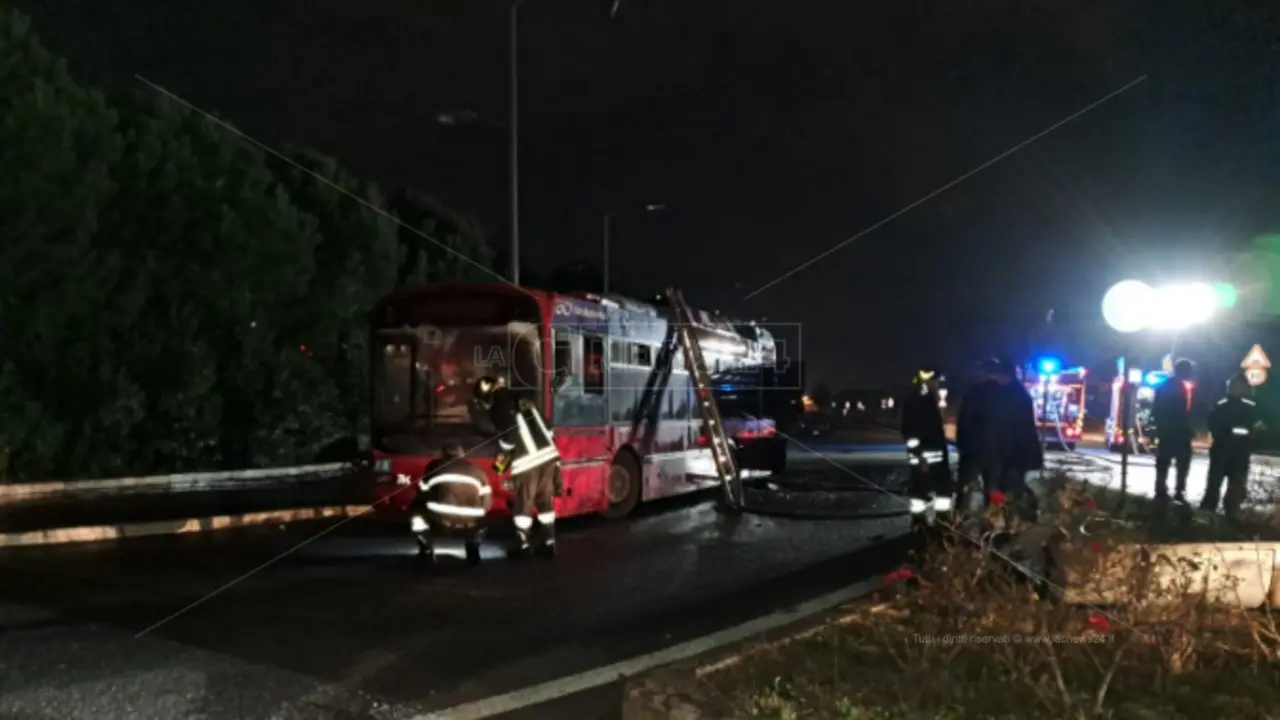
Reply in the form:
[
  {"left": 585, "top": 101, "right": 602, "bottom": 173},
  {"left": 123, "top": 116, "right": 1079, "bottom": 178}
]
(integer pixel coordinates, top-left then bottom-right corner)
[
  {"left": 0, "top": 442, "right": 916, "bottom": 720},
  {"left": 1047, "top": 446, "right": 1280, "bottom": 505}
]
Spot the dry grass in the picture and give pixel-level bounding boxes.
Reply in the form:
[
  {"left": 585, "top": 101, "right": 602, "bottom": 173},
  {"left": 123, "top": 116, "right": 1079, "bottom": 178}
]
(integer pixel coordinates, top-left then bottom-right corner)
[{"left": 698, "top": 473, "right": 1280, "bottom": 719}]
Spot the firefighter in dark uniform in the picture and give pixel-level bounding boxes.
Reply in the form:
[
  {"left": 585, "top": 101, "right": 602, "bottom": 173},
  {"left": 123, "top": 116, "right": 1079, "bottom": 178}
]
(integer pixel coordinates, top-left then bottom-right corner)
[
  {"left": 474, "top": 376, "right": 562, "bottom": 558},
  {"left": 1200, "top": 373, "right": 1261, "bottom": 519},
  {"left": 901, "top": 365, "right": 952, "bottom": 522},
  {"left": 411, "top": 442, "right": 492, "bottom": 566},
  {"left": 1152, "top": 358, "right": 1196, "bottom": 503}
]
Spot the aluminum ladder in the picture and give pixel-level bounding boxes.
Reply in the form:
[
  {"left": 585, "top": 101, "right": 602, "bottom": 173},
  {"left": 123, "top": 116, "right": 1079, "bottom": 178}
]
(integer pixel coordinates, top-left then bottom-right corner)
[{"left": 666, "top": 288, "right": 743, "bottom": 510}]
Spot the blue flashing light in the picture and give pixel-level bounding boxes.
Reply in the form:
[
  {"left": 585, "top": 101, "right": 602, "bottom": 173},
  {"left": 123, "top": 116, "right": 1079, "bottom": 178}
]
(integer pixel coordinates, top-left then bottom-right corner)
[
  {"left": 1038, "top": 357, "right": 1061, "bottom": 375},
  {"left": 717, "top": 384, "right": 738, "bottom": 392},
  {"left": 1144, "top": 371, "right": 1168, "bottom": 387}
]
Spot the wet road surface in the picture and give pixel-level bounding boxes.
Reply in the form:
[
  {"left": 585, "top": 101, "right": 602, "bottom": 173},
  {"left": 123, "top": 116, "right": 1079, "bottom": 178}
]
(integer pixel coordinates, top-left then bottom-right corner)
[{"left": 0, "top": 445, "right": 916, "bottom": 719}]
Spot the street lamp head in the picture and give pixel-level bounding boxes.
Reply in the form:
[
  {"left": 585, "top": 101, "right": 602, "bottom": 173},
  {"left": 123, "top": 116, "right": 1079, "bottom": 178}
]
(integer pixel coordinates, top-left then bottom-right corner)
[
  {"left": 436, "top": 110, "right": 479, "bottom": 127},
  {"left": 1101, "top": 279, "right": 1155, "bottom": 333},
  {"left": 1148, "top": 282, "right": 1217, "bottom": 330}
]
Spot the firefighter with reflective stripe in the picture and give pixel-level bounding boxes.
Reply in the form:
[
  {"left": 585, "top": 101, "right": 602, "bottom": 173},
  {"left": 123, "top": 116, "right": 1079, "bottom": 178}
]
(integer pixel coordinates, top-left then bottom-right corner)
[
  {"left": 474, "top": 376, "right": 562, "bottom": 558},
  {"left": 411, "top": 443, "right": 492, "bottom": 566},
  {"left": 901, "top": 365, "right": 952, "bottom": 523},
  {"left": 1201, "top": 373, "right": 1262, "bottom": 519}
]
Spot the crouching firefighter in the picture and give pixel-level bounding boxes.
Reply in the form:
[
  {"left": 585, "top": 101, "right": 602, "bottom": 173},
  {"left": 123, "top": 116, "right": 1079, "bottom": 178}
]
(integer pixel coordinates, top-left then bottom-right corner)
[
  {"left": 902, "top": 365, "right": 953, "bottom": 524},
  {"left": 1201, "top": 373, "right": 1261, "bottom": 520},
  {"left": 411, "top": 443, "right": 493, "bottom": 566},
  {"left": 474, "top": 376, "right": 563, "bottom": 558}
]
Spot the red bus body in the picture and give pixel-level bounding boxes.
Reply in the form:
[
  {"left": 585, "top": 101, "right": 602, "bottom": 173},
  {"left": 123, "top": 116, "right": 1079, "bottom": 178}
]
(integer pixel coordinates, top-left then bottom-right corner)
[{"left": 368, "top": 283, "right": 786, "bottom": 520}]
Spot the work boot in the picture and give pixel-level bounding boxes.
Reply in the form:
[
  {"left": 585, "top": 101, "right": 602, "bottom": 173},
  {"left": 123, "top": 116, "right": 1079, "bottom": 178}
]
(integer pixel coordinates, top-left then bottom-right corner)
[
  {"left": 534, "top": 522, "right": 557, "bottom": 559},
  {"left": 465, "top": 528, "right": 485, "bottom": 566},
  {"left": 507, "top": 528, "right": 532, "bottom": 559},
  {"left": 414, "top": 533, "right": 435, "bottom": 566}
]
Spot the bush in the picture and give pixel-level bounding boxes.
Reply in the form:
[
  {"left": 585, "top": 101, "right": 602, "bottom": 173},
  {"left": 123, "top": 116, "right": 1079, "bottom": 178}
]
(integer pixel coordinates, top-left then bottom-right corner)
[
  {"left": 700, "top": 475, "right": 1280, "bottom": 718},
  {"left": 0, "top": 9, "right": 494, "bottom": 480}
]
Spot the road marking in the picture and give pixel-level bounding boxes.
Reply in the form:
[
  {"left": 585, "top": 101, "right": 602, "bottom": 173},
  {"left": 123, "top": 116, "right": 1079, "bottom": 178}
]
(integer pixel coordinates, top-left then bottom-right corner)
[
  {"left": 412, "top": 574, "right": 886, "bottom": 719},
  {"left": 0, "top": 505, "right": 371, "bottom": 548}
]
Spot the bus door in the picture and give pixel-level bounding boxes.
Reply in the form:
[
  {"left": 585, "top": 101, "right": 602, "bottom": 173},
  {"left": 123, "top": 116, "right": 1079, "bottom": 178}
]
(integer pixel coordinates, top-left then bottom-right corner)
[{"left": 550, "top": 328, "right": 610, "bottom": 510}]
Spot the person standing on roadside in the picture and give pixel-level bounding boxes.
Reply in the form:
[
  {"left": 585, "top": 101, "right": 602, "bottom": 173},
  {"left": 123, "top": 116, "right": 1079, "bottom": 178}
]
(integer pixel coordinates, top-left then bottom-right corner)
[
  {"left": 955, "top": 356, "right": 1043, "bottom": 521},
  {"left": 901, "top": 365, "right": 952, "bottom": 521},
  {"left": 1152, "top": 358, "right": 1196, "bottom": 504},
  {"left": 1201, "top": 373, "right": 1261, "bottom": 519}
]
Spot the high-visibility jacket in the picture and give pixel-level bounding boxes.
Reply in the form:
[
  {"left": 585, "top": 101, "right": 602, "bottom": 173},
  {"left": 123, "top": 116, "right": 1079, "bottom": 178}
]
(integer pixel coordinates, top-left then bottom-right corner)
[
  {"left": 489, "top": 389, "right": 560, "bottom": 475},
  {"left": 419, "top": 456, "right": 492, "bottom": 523}
]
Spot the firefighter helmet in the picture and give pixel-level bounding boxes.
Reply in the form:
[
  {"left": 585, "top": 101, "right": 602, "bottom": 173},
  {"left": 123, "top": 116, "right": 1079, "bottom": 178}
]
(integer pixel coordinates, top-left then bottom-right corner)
[
  {"left": 913, "top": 365, "right": 939, "bottom": 384},
  {"left": 473, "top": 376, "right": 499, "bottom": 400}
]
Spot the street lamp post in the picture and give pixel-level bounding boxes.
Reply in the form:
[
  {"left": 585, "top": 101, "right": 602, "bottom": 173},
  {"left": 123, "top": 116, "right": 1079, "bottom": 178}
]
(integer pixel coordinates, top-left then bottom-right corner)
[
  {"left": 603, "top": 203, "right": 664, "bottom": 295},
  {"left": 509, "top": 0, "right": 524, "bottom": 285}
]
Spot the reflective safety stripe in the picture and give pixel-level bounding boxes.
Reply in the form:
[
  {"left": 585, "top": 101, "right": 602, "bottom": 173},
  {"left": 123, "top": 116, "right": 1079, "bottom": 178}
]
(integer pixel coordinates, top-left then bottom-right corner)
[
  {"left": 509, "top": 446, "right": 560, "bottom": 475},
  {"left": 932, "top": 496, "right": 953, "bottom": 512},
  {"left": 410, "top": 515, "right": 429, "bottom": 533},
  {"left": 478, "top": 486, "right": 492, "bottom": 495},
  {"left": 1243, "top": 398, "right": 1257, "bottom": 406},
  {"left": 1232, "top": 427, "right": 1250, "bottom": 435},
  {"left": 426, "top": 502, "right": 487, "bottom": 517},
  {"left": 908, "top": 497, "right": 930, "bottom": 514},
  {"left": 921, "top": 450, "right": 944, "bottom": 463},
  {"left": 905, "top": 438, "right": 921, "bottom": 449},
  {"left": 537, "top": 511, "right": 556, "bottom": 524},
  {"left": 513, "top": 515, "right": 534, "bottom": 530},
  {"left": 421, "top": 473, "right": 488, "bottom": 492},
  {"left": 498, "top": 439, "right": 516, "bottom": 451},
  {"left": 1217, "top": 398, "right": 1229, "bottom": 405}
]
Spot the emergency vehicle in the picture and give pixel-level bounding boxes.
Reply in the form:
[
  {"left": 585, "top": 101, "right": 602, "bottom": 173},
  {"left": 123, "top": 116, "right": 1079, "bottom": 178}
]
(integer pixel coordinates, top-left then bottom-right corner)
[
  {"left": 368, "top": 283, "right": 794, "bottom": 520},
  {"left": 1024, "top": 365, "right": 1086, "bottom": 450},
  {"left": 1106, "top": 369, "right": 1192, "bottom": 452}
]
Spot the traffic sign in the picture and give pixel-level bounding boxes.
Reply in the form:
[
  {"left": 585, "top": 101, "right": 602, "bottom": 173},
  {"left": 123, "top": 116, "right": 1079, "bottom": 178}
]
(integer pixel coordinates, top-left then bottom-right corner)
[
  {"left": 1241, "top": 344, "right": 1272, "bottom": 369},
  {"left": 1246, "top": 367, "right": 1268, "bottom": 386}
]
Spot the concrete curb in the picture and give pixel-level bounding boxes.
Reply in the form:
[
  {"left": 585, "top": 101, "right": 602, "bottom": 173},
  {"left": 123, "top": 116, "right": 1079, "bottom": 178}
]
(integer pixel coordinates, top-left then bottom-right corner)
[
  {"left": 0, "top": 463, "right": 349, "bottom": 503},
  {"left": 620, "top": 578, "right": 886, "bottom": 720},
  {"left": 0, "top": 504, "right": 370, "bottom": 548}
]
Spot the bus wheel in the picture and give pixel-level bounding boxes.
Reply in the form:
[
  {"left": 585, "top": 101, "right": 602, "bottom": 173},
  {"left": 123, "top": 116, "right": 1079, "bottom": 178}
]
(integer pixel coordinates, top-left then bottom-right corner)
[{"left": 602, "top": 453, "right": 641, "bottom": 519}]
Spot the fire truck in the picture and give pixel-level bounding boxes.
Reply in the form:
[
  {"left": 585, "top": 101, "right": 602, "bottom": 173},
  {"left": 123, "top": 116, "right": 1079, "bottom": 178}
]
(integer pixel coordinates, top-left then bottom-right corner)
[
  {"left": 1106, "top": 369, "right": 1188, "bottom": 453},
  {"left": 1024, "top": 365, "right": 1086, "bottom": 450},
  {"left": 368, "top": 283, "right": 794, "bottom": 520}
]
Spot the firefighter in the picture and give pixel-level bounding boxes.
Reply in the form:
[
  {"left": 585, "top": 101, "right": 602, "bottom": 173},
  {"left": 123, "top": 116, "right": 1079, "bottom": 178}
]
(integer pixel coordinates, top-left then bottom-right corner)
[
  {"left": 901, "top": 365, "right": 952, "bottom": 522},
  {"left": 955, "top": 357, "right": 1042, "bottom": 522},
  {"left": 1152, "top": 358, "right": 1196, "bottom": 503},
  {"left": 411, "top": 442, "right": 492, "bottom": 566},
  {"left": 1200, "top": 373, "right": 1261, "bottom": 519},
  {"left": 474, "top": 376, "right": 562, "bottom": 558}
]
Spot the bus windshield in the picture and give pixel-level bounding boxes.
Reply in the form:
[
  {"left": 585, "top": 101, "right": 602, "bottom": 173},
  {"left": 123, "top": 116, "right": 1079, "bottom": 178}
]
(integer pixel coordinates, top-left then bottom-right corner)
[{"left": 371, "top": 292, "right": 543, "bottom": 453}]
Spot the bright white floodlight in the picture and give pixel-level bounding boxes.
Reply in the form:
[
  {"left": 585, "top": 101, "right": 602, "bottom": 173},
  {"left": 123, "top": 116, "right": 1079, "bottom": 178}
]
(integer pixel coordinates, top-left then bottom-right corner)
[
  {"left": 1102, "top": 280, "right": 1155, "bottom": 333},
  {"left": 1148, "top": 282, "right": 1218, "bottom": 330}
]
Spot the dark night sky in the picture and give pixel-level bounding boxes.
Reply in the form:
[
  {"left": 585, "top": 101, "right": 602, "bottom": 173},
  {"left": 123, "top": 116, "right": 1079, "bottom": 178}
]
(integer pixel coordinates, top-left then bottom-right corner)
[{"left": 18, "top": 0, "right": 1280, "bottom": 388}]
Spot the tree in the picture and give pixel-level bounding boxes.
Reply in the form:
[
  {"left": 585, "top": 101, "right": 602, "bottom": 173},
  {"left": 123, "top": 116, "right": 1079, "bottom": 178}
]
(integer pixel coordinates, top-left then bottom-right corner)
[
  {"left": 271, "top": 146, "right": 402, "bottom": 444},
  {"left": 0, "top": 10, "right": 496, "bottom": 479},
  {"left": 388, "top": 187, "right": 494, "bottom": 285},
  {"left": 0, "top": 9, "right": 124, "bottom": 479}
]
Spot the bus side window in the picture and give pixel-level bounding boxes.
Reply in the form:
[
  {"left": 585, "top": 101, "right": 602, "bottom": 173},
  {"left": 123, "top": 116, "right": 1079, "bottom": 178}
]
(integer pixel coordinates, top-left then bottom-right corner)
[{"left": 584, "top": 335, "right": 605, "bottom": 395}]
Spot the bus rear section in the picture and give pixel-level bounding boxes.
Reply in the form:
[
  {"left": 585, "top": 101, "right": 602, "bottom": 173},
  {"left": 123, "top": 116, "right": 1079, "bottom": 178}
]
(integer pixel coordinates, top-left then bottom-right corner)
[{"left": 368, "top": 286, "right": 547, "bottom": 517}]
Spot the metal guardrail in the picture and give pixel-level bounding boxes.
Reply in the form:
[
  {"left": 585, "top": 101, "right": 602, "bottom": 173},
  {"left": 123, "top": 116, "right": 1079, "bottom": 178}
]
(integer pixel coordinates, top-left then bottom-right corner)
[{"left": 0, "top": 462, "right": 351, "bottom": 504}]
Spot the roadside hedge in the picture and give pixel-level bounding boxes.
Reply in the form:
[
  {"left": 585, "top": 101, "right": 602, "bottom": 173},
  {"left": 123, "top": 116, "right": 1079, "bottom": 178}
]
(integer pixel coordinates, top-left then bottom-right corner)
[{"left": 0, "top": 10, "right": 494, "bottom": 480}]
